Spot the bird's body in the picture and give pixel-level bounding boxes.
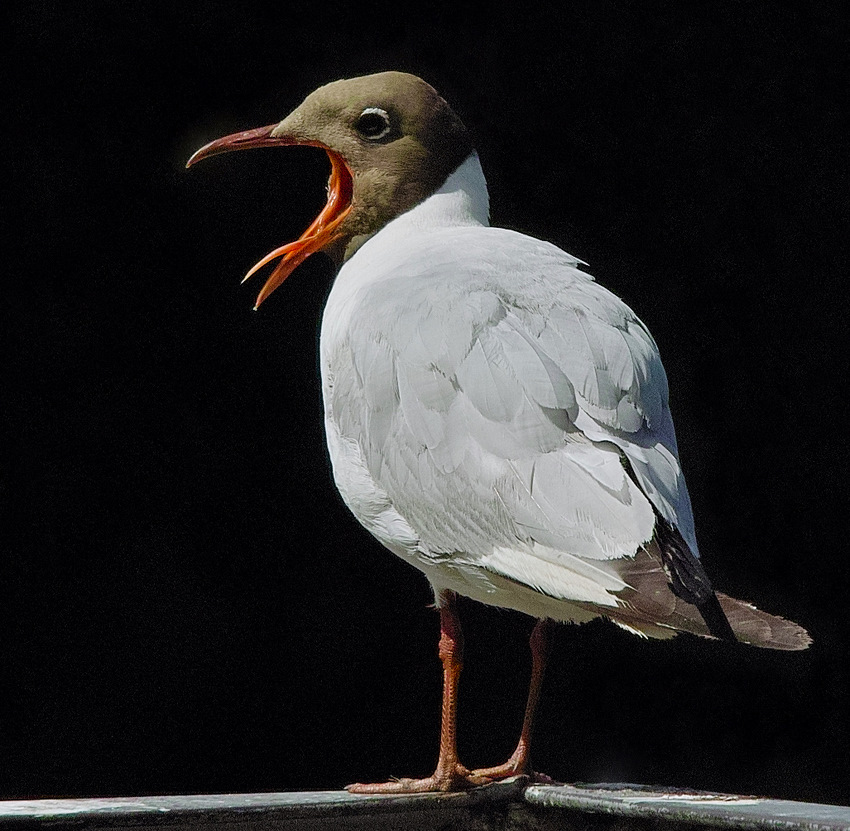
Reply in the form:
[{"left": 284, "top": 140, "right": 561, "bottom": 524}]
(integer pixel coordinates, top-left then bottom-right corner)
[
  {"left": 188, "top": 71, "right": 810, "bottom": 793},
  {"left": 322, "top": 152, "right": 677, "bottom": 626}
]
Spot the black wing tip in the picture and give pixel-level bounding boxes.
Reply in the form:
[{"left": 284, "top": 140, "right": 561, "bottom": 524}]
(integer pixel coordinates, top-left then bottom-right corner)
[
  {"left": 653, "top": 515, "right": 738, "bottom": 640},
  {"left": 697, "top": 592, "right": 737, "bottom": 643}
]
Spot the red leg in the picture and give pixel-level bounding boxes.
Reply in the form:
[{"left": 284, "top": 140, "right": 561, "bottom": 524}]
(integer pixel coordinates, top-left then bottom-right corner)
[
  {"left": 347, "top": 591, "right": 489, "bottom": 793},
  {"left": 471, "top": 617, "right": 555, "bottom": 782}
]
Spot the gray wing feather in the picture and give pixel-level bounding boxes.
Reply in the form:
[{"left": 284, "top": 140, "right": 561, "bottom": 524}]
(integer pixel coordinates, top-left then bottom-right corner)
[{"left": 328, "top": 228, "right": 698, "bottom": 604}]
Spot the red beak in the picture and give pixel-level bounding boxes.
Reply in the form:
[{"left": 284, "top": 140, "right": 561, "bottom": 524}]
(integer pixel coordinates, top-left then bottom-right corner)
[{"left": 187, "top": 125, "right": 353, "bottom": 309}]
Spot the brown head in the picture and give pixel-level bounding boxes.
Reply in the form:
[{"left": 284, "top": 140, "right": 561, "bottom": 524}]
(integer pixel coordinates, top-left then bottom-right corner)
[{"left": 187, "top": 71, "right": 473, "bottom": 308}]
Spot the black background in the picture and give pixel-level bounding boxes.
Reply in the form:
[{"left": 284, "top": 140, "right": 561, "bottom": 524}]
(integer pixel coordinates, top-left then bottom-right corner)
[{"left": 5, "top": 0, "right": 848, "bottom": 806}]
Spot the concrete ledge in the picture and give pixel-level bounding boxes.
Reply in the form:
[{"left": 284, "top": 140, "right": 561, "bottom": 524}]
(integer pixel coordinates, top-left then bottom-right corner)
[
  {"left": 1, "top": 780, "right": 848, "bottom": 831},
  {"left": 521, "top": 784, "right": 850, "bottom": 830},
  {"left": 0, "top": 780, "right": 525, "bottom": 831}
]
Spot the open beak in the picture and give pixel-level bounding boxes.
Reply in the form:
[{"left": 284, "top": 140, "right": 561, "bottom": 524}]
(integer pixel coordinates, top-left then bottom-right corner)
[{"left": 187, "top": 125, "right": 353, "bottom": 309}]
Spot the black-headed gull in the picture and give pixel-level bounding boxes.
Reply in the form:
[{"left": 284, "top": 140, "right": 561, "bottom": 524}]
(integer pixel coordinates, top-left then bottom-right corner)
[{"left": 188, "top": 71, "right": 810, "bottom": 793}]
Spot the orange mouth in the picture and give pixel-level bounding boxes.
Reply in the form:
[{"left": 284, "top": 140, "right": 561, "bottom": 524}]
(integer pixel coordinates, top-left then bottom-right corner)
[{"left": 187, "top": 125, "right": 353, "bottom": 309}]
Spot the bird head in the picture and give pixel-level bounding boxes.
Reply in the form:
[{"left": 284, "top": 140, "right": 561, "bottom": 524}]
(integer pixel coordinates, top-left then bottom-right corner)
[{"left": 187, "top": 71, "right": 472, "bottom": 308}]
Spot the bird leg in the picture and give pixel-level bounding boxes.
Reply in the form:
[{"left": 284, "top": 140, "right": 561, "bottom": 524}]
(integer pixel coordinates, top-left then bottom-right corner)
[
  {"left": 347, "top": 590, "right": 489, "bottom": 793},
  {"left": 470, "top": 617, "right": 555, "bottom": 782}
]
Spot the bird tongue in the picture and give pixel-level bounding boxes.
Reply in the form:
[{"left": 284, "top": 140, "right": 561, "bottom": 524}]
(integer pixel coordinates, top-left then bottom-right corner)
[{"left": 187, "top": 125, "right": 353, "bottom": 308}]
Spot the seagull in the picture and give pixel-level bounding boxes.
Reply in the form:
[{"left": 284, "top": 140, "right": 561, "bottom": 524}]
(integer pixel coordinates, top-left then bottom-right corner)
[{"left": 187, "top": 71, "right": 811, "bottom": 793}]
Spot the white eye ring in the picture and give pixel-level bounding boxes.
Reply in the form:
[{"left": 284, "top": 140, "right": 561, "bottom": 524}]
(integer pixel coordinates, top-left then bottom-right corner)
[{"left": 356, "top": 107, "right": 392, "bottom": 140}]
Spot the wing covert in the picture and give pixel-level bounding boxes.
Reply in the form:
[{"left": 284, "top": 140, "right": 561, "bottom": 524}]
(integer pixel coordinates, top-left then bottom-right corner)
[{"left": 324, "top": 226, "right": 700, "bottom": 610}]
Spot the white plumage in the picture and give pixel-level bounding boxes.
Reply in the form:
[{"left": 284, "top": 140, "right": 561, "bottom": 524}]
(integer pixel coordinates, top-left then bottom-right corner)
[{"left": 322, "top": 154, "right": 691, "bottom": 626}]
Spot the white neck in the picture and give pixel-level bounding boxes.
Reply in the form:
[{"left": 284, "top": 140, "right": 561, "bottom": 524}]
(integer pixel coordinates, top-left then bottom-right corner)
[
  {"left": 389, "top": 152, "right": 490, "bottom": 232},
  {"left": 326, "top": 152, "right": 490, "bottom": 343},
  {"left": 334, "top": 152, "right": 490, "bottom": 291}
]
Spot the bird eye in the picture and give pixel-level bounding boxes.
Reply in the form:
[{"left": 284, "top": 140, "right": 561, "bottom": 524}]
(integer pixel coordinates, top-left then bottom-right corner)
[{"left": 355, "top": 107, "right": 392, "bottom": 141}]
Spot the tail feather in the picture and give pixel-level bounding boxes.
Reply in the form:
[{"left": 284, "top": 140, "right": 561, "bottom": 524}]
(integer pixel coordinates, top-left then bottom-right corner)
[
  {"left": 602, "top": 544, "right": 811, "bottom": 650},
  {"left": 717, "top": 592, "right": 811, "bottom": 651},
  {"left": 612, "top": 462, "right": 810, "bottom": 650}
]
